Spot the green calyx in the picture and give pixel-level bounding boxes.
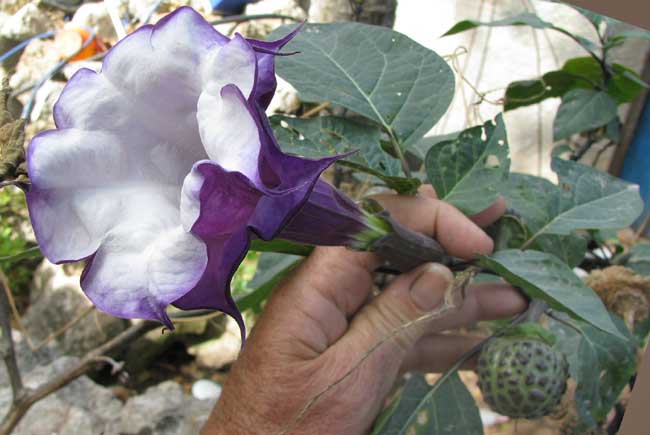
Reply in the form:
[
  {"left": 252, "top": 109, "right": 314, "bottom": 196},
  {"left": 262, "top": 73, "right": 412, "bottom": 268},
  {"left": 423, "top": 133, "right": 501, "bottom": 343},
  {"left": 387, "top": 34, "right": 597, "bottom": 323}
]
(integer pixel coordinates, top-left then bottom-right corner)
[
  {"left": 501, "top": 322, "right": 558, "bottom": 346},
  {"left": 349, "top": 211, "right": 392, "bottom": 251}
]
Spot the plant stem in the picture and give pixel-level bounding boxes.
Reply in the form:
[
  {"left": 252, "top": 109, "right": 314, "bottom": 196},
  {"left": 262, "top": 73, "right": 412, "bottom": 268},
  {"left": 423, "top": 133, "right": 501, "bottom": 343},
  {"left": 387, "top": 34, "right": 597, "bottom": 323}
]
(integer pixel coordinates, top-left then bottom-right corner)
[
  {"left": 0, "top": 320, "right": 159, "bottom": 435},
  {"left": 0, "top": 269, "right": 23, "bottom": 402},
  {"left": 387, "top": 129, "right": 412, "bottom": 178}
]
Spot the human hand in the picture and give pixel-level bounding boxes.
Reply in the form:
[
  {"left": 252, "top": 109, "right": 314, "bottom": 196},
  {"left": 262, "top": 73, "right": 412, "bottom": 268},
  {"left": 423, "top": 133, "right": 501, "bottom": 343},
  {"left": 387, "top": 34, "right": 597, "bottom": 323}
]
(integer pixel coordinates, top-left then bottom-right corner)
[{"left": 201, "top": 186, "right": 528, "bottom": 435}]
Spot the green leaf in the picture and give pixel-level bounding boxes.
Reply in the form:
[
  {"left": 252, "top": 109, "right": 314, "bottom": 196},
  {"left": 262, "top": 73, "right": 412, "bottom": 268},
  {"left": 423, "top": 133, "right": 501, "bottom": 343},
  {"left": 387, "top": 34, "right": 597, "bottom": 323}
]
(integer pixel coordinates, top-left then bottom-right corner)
[
  {"left": 442, "top": 12, "right": 597, "bottom": 52},
  {"left": 624, "top": 244, "right": 650, "bottom": 276},
  {"left": 478, "top": 249, "right": 623, "bottom": 338},
  {"left": 270, "top": 115, "right": 421, "bottom": 194},
  {"left": 271, "top": 115, "right": 399, "bottom": 174},
  {"left": 443, "top": 12, "right": 554, "bottom": 36},
  {"left": 424, "top": 114, "right": 509, "bottom": 215},
  {"left": 499, "top": 173, "right": 587, "bottom": 267},
  {"left": 553, "top": 89, "right": 618, "bottom": 140},
  {"left": 503, "top": 70, "right": 576, "bottom": 111},
  {"left": 550, "top": 313, "right": 636, "bottom": 428},
  {"left": 409, "top": 131, "right": 462, "bottom": 162},
  {"left": 504, "top": 57, "right": 644, "bottom": 111},
  {"left": 486, "top": 215, "right": 529, "bottom": 252},
  {"left": 533, "top": 234, "right": 588, "bottom": 268},
  {"left": 372, "top": 373, "right": 483, "bottom": 435},
  {"left": 559, "top": 57, "right": 644, "bottom": 103},
  {"left": 499, "top": 160, "right": 642, "bottom": 265},
  {"left": 562, "top": 57, "right": 603, "bottom": 86},
  {"left": 237, "top": 253, "right": 302, "bottom": 313},
  {"left": 616, "top": 29, "right": 650, "bottom": 40},
  {"left": 545, "top": 158, "right": 644, "bottom": 236},
  {"left": 270, "top": 22, "right": 455, "bottom": 148}
]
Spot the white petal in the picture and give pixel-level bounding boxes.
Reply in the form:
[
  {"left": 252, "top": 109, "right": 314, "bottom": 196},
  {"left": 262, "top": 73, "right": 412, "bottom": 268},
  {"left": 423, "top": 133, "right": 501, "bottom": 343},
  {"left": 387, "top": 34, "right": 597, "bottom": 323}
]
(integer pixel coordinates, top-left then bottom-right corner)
[
  {"left": 201, "top": 34, "right": 257, "bottom": 99},
  {"left": 81, "top": 216, "right": 207, "bottom": 323},
  {"left": 180, "top": 166, "right": 204, "bottom": 232},
  {"left": 197, "top": 85, "right": 261, "bottom": 180}
]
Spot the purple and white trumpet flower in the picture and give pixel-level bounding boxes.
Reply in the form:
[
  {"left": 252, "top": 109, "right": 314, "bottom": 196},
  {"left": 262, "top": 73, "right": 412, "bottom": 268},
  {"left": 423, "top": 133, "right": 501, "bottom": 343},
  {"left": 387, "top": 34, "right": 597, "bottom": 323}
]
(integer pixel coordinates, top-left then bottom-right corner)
[
  {"left": 25, "top": 7, "right": 344, "bottom": 336},
  {"left": 26, "top": 7, "right": 448, "bottom": 341}
]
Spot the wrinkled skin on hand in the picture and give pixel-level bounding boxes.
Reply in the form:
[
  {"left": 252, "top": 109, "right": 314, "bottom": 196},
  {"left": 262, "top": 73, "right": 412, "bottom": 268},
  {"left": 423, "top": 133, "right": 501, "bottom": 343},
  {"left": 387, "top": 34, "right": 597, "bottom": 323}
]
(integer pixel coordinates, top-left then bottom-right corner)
[{"left": 202, "top": 187, "right": 528, "bottom": 435}]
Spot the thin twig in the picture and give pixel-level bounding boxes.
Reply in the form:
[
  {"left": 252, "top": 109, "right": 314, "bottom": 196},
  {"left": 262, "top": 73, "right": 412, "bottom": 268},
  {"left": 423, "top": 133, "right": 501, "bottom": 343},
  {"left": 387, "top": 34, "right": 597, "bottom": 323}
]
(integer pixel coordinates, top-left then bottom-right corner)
[
  {"left": 33, "top": 305, "right": 95, "bottom": 351},
  {"left": 300, "top": 102, "right": 331, "bottom": 119},
  {"left": 0, "top": 269, "right": 23, "bottom": 402},
  {"left": 0, "top": 320, "right": 158, "bottom": 435},
  {"left": 591, "top": 140, "right": 616, "bottom": 167},
  {"left": 209, "top": 14, "right": 301, "bottom": 26},
  {"left": 277, "top": 267, "right": 480, "bottom": 435}
]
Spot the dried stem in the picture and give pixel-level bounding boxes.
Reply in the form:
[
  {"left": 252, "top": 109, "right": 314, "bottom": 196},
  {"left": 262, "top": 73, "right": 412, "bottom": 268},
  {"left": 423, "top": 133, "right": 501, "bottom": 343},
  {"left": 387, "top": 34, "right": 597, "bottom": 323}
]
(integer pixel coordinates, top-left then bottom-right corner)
[
  {"left": 277, "top": 266, "right": 480, "bottom": 435},
  {"left": 0, "top": 320, "right": 158, "bottom": 434},
  {"left": 0, "top": 275, "right": 159, "bottom": 435},
  {"left": 301, "top": 102, "right": 331, "bottom": 119},
  {"left": 0, "top": 269, "right": 23, "bottom": 402}
]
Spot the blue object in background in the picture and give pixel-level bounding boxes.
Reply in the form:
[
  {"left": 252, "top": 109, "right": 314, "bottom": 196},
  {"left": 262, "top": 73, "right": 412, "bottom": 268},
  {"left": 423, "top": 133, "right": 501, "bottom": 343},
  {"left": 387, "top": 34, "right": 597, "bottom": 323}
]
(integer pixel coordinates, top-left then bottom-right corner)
[
  {"left": 209, "top": 0, "right": 259, "bottom": 14},
  {"left": 620, "top": 96, "right": 650, "bottom": 233}
]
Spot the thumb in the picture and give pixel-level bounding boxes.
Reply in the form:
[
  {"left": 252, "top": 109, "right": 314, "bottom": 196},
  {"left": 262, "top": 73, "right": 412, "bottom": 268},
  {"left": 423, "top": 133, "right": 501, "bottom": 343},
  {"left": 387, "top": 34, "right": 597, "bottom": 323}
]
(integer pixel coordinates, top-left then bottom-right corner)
[{"left": 335, "top": 263, "right": 454, "bottom": 365}]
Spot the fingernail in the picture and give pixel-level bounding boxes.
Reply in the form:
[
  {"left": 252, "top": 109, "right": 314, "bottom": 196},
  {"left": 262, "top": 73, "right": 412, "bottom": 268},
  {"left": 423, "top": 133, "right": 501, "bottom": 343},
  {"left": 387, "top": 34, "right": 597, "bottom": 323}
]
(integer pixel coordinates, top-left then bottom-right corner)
[{"left": 410, "top": 263, "right": 454, "bottom": 311}]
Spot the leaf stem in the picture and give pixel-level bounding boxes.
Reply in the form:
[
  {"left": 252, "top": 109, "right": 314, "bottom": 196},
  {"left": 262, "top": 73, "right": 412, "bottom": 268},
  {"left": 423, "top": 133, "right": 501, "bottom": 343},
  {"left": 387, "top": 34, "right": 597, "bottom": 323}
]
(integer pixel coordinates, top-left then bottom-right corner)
[{"left": 387, "top": 129, "right": 412, "bottom": 178}]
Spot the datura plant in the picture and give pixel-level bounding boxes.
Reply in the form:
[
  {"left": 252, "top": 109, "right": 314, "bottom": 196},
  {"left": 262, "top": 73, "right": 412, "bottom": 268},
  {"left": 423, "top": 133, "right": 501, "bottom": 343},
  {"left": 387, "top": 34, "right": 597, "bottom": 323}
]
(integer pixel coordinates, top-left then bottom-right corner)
[{"left": 2, "top": 4, "right": 649, "bottom": 434}]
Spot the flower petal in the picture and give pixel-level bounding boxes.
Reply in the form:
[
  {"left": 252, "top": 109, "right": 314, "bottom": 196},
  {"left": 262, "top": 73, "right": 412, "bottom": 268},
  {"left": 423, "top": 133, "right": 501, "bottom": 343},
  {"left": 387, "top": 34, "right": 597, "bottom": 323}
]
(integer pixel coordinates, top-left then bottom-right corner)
[
  {"left": 26, "top": 129, "right": 127, "bottom": 262},
  {"left": 197, "top": 84, "right": 261, "bottom": 180},
  {"left": 81, "top": 219, "right": 208, "bottom": 327},
  {"left": 201, "top": 33, "right": 257, "bottom": 99},
  {"left": 247, "top": 22, "right": 304, "bottom": 109},
  {"left": 180, "top": 160, "right": 262, "bottom": 238},
  {"left": 173, "top": 229, "right": 250, "bottom": 341}
]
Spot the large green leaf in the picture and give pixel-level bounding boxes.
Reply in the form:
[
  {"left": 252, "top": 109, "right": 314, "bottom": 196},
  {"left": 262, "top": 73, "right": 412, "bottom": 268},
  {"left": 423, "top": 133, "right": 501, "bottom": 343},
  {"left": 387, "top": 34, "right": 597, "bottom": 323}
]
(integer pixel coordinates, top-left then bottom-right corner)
[
  {"left": 478, "top": 249, "right": 623, "bottom": 338},
  {"left": 270, "top": 22, "right": 455, "bottom": 148},
  {"left": 270, "top": 115, "right": 421, "bottom": 194},
  {"left": 409, "top": 131, "right": 462, "bottom": 162},
  {"left": 553, "top": 89, "right": 618, "bottom": 140},
  {"left": 271, "top": 115, "right": 399, "bottom": 174},
  {"left": 372, "top": 373, "right": 483, "bottom": 435},
  {"left": 551, "top": 313, "right": 636, "bottom": 428},
  {"left": 624, "top": 244, "right": 650, "bottom": 276},
  {"left": 561, "top": 57, "right": 644, "bottom": 103},
  {"left": 498, "top": 172, "right": 587, "bottom": 267},
  {"left": 515, "top": 159, "right": 643, "bottom": 248},
  {"left": 424, "top": 114, "right": 509, "bottom": 215},
  {"left": 546, "top": 158, "right": 643, "bottom": 235}
]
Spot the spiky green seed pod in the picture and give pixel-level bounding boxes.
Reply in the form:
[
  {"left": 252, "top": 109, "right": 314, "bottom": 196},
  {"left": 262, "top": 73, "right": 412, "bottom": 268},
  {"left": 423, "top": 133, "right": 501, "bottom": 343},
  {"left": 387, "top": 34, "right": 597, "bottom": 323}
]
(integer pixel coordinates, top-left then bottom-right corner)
[{"left": 476, "top": 337, "right": 569, "bottom": 419}]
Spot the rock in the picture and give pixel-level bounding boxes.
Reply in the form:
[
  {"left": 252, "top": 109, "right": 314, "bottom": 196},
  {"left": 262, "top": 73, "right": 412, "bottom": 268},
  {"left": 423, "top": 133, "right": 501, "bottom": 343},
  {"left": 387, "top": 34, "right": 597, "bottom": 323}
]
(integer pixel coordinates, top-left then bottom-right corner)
[
  {"left": 71, "top": 2, "right": 119, "bottom": 41},
  {"left": 0, "top": 356, "right": 123, "bottom": 435},
  {"left": 266, "top": 75, "right": 300, "bottom": 115},
  {"left": 0, "top": 3, "right": 51, "bottom": 41},
  {"left": 239, "top": 0, "right": 307, "bottom": 40},
  {"left": 28, "top": 79, "right": 64, "bottom": 126},
  {"left": 187, "top": 316, "right": 241, "bottom": 370},
  {"left": 0, "top": 330, "right": 60, "bottom": 390},
  {"left": 23, "top": 259, "right": 129, "bottom": 357},
  {"left": 308, "top": 0, "right": 352, "bottom": 22},
  {"left": 128, "top": 0, "right": 192, "bottom": 24},
  {"left": 62, "top": 59, "right": 102, "bottom": 79},
  {"left": 0, "top": 1, "right": 25, "bottom": 14},
  {"left": 191, "top": 379, "right": 222, "bottom": 400},
  {"left": 105, "top": 381, "right": 216, "bottom": 435}
]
